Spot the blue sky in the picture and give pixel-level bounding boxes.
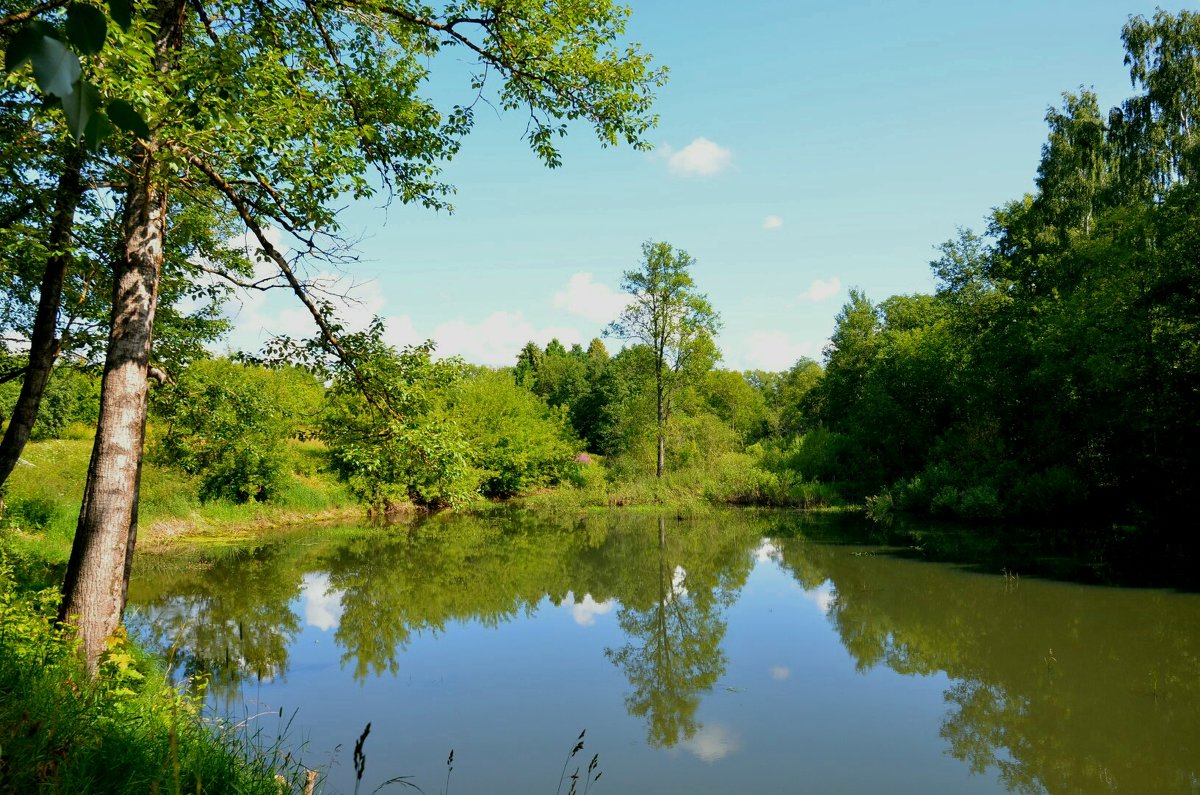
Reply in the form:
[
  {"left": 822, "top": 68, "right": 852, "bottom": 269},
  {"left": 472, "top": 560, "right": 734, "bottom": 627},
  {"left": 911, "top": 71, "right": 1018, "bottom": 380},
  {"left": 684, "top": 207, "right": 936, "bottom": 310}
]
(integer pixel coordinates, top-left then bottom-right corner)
[{"left": 224, "top": 0, "right": 1190, "bottom": 370}]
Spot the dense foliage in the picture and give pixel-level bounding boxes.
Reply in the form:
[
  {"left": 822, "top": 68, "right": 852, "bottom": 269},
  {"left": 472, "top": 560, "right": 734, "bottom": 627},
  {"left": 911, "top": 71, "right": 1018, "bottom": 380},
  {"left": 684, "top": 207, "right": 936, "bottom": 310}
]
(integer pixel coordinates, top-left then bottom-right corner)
[
  {"left": 0, "top": 361, "right": 99, "bottom": 441},
  {"left": 151, "top": 359, "right": 324, "bottom": 502},
  {"left": 450, "top": 368, "right": 580, "bottom": 498},
  {"left": 799, "top": 11, "right": 1199, "bottom": 531}
]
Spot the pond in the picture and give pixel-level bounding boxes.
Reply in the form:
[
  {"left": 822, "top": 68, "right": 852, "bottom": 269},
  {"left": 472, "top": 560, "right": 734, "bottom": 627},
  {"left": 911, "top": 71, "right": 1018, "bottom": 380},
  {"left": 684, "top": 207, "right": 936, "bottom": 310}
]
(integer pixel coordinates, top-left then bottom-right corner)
[{"left": 126, "top": 510, "right": 1200, "bottom": 794}]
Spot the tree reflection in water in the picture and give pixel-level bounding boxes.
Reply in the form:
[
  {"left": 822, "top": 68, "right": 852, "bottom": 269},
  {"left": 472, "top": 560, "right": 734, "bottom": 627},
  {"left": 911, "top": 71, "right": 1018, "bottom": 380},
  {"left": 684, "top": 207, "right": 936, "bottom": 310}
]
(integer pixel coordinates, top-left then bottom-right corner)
[
  {"left": 767, "top": 515, "right": 1200, "bottom": 795},
  {"left": 128, "top": 546, "right": 304, "bottom": 694},
  {"left": 604, "top": 517, "right": 752, "bottom": 748},
  {"left": 127, "top": 512, "right": 1200, "bottom": 793},
  {"left": 128, "top": 512, "right": 759, "bottom": 719}
]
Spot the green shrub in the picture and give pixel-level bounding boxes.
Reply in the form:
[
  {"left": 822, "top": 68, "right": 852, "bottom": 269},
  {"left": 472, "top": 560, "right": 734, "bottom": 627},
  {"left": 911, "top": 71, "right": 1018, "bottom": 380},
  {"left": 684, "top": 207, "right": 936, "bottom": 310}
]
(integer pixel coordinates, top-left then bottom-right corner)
[
  {"left": 958, "top": 484, "right": 1002, "bottom": 520},
  {"left": 753, "top": 427, "right": 849, "bottom": 483},
  {"left": 789, "top": 426, "right": 849, "bottom": 481},
  {"left": 153, "top": 359, "right": 324, "bottom": 503},
  {"left": 865, "top": 490, "right": 894, "bottom": 522},
  {"left": 321, "top": 341, "right": 474, "bottom": 509},
  {"left": 0, "top": 495, "right": 59, "bottom": 530},
  {"left": 930, "top": 485, "right": 961, "bottom": 515},
  {"left": 1010, "top": 466, "right": 1087, "bottom": 517},
  {"left": 0, "top": 365, "right": 100, "bottom": 441},
  {"left": 451, "top": 370, "right": 581, "bottom": 498}
]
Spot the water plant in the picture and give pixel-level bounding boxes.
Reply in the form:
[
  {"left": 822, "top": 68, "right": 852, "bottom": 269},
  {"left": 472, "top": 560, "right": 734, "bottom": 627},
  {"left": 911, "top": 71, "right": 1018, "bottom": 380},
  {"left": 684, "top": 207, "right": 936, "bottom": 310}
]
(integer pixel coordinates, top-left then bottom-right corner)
[{"left": 556, "top": 729, "right": 602, "bottom": 795}]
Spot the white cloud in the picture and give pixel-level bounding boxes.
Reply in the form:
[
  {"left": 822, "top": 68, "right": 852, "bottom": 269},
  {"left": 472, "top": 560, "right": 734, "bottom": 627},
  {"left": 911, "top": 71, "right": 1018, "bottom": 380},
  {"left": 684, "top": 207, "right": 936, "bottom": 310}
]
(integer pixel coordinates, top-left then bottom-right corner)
[
  {"left": 739, "top": 331, "right": 818, "bottom": 372},
  {"left": 370, "top": 311, "right": 591, "bottom": 366},
  {"left": 552, "top": 272, "right": 628, "bottom": 324},
  {"left": 681, "top": 723, "right": 741, "bottom": 763},
  {"left": 381, "top": 314, "right": 422, "bottom": 350},
  {"left": 431, "top": 311, "right": 582, "bottom": 366},
  {"left": 797, "top": 277, "right": 842, "bottom": 303},
  {"left": 565, "top": 593, "right": 615, "bottom": 627},
  {"left": 670, "top": 565, "right": 689, "bottom": 600},
  {"left": 301, "top": 572, "right": 343, "bottom": 631},
  {"left": 754, "top": 540, "right": 782, "bottom": 563},
  {"left": 761, "top": 215, "right": 784, "bottom": 231},
  {"left": 665, "top": 137, "right": 733, "bottom": 177},
  {"left": 770, "top": 665, "right": 791, "bottom": 681},
  {"left": 225, "top": 225, "right": 290, "bottom": 279},
  {"left": 802, "top": 582, "right": 836, "bottom": 616}
]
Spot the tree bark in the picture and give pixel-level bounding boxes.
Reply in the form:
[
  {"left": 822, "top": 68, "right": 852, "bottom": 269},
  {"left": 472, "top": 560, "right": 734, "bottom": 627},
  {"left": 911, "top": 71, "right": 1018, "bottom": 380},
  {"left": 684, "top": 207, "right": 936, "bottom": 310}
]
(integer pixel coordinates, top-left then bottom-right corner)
[
  {"left": 657, "top": 430, "right": 665, "bottom": 479},
  {"left": 58, "top": 0, "right": 186, "bottom": 672},
  {"left": 0, "top": 147, "right": 84, "bottom": 490},
  {"left": 58, "top": 143, "right": 167, "bottom": 671}
]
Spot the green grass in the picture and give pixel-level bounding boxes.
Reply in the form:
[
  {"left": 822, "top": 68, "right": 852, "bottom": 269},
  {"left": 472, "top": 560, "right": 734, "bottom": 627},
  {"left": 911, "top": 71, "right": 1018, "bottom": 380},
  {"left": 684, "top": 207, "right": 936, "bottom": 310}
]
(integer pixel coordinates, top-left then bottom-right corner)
[
  {"left": 1, "top": 437, "right": 359, "bottom": 568},
  {"left": 519, "top": 450, "right": 846, "bottom": 514},
  {"left": 0, "top": 557, "right": 318, "bottom": 793}
]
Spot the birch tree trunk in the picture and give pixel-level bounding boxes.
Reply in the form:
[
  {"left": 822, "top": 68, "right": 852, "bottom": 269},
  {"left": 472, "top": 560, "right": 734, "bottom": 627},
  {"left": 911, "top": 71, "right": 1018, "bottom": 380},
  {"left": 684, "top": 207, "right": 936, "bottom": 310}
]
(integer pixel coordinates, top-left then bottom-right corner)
[
  {"left": 57, "top": 146, "right": 166, "bottom": 671},
  {"left": 58, "top": 0, "right": 184, "bottom": 673}
]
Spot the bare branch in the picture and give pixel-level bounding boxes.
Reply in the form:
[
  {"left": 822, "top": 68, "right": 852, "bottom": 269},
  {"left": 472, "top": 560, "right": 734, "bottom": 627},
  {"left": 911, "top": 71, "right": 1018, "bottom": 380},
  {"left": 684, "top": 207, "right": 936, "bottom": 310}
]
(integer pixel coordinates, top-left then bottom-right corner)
[{"left": 192, "top": 262, "right": 288, "bottom": 292}]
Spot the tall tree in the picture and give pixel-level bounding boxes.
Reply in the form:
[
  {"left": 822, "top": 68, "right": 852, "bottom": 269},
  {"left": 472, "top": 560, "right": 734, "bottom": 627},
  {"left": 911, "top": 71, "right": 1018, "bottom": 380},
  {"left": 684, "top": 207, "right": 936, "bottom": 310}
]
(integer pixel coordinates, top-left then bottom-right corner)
[
  {"left": 57, "top": 0, "right": 190, "bottom": 671},
  {"left": 607, "top": 241, "right": 720, "bottom": 477},
  {"left": 1118, "top": 10, "right": 1200, "bottom": 197}
]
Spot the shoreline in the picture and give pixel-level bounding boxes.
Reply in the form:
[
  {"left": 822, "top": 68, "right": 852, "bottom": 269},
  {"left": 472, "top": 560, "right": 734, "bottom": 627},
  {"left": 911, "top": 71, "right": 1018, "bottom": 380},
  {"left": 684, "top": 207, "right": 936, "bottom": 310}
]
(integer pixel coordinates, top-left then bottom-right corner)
[{"left": 135, "top": 504, "right": 368, "bottom": 553}]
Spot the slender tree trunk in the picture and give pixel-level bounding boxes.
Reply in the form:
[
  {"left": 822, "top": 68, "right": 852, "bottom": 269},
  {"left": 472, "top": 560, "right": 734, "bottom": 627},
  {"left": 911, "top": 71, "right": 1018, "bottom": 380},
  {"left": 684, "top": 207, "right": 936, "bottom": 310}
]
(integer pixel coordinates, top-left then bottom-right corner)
[
  {"left": 58, "top": 143, "right": 167, "bottom": 671},
  {"left": 57, "top": 1, "right": 185, "bottom": 674},
  {"left": 0, "top": 148, "right": 85, "bottom": 490},
  {"left": 656, "top": 363, "right": 665, "bottom": 478},
  {"left": 657, "top": 430, "right": 665, "bottom": 479}
]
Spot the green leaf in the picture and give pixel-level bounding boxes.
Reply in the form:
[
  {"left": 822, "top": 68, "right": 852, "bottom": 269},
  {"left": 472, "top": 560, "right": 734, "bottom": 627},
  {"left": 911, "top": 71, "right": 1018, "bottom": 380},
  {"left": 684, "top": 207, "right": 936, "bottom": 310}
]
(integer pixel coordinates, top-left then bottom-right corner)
[
  {"left": 66, "top": 3, "right": 108, "bottom": 56},
  {"left": 4, "top": 22, "right": 55, "bottom": 73},
  {"left": 83, "top": 109, "right": 114, "bottom": 151},
  {"left": 107, "top": 98, "right": 150, "bottom": 140},
  {"left": 62, "top": 79, "right": 101, "bottom": 142},
  {"left": 107, "top": 0, "right": 132, "bottom": 31},
  {"left": 30, "top": 35, "right": 81, "bottom": 98}
]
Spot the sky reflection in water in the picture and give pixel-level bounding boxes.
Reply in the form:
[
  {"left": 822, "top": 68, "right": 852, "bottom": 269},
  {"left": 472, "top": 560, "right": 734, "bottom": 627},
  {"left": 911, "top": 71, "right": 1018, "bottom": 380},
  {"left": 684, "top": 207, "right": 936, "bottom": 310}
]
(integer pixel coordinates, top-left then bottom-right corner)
[{"left": 127, "top": 512, "right": 1200, "bottom": 794}]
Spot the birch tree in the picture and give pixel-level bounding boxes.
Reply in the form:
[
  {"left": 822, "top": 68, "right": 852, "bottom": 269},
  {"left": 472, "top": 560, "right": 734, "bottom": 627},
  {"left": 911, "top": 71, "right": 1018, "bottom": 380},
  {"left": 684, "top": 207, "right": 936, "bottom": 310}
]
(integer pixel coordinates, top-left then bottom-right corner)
[{"left": 607, "top": 241, "right": 720, "bottom": 478}]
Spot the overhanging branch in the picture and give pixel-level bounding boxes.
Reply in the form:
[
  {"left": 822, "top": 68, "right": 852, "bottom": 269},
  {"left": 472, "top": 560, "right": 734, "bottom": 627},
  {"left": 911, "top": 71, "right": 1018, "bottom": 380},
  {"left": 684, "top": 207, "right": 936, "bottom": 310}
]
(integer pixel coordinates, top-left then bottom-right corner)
[{"left": 178, "top": 145, "right": 398, "bottom": 418}]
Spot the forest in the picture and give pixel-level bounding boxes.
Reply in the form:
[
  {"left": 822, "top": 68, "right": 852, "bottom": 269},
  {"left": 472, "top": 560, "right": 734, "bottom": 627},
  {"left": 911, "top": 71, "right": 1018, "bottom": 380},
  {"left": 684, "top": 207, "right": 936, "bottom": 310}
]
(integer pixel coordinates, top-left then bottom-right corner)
[{"left": 8, "top": 7, "right": 1199, "bottom": 533}]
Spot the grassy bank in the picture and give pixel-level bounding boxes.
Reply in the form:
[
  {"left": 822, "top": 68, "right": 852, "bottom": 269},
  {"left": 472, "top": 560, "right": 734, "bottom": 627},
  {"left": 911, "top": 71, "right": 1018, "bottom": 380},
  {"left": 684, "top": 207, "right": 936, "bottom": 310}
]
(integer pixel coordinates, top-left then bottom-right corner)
[
  {"left": 0, "top": 556, "right": 320, "bottom": 793},
  {"left": 516, "top": 450, "right": 848, "bottom": 515},
  {"left": 0, "top": 437, "right": 356, "bottom": 792},
  {"left": 0, "top": 438, "right": 360, "bottom": 573}
]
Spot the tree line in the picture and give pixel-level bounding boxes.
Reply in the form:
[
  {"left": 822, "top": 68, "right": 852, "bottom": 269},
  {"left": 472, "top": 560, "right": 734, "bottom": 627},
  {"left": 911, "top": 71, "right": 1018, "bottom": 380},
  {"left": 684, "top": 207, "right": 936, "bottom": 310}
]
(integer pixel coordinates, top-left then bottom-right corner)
[{"left": 807, "top": 10, "right": 1199, "bottom": 535}]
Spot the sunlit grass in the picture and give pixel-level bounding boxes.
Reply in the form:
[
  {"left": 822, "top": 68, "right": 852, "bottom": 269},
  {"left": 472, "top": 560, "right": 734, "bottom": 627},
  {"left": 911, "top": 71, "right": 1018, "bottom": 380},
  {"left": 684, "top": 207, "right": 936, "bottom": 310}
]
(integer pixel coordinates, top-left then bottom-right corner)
[
  {"left": 0, "top": 559, "right": 318, "bottom": 793},
  {"left": 519, "top": 451, "right": 846, "bottom": 514},
  {"left": 1, "top": 435, "right": 358, "bottom": 567}
]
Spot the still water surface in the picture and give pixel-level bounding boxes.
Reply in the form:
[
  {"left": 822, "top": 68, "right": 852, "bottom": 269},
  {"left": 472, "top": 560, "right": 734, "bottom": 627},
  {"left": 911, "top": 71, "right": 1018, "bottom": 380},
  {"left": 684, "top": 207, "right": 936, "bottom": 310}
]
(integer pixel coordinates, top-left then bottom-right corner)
[{"left": 127, "top": 511, "right": 1200, "bottom": 794}]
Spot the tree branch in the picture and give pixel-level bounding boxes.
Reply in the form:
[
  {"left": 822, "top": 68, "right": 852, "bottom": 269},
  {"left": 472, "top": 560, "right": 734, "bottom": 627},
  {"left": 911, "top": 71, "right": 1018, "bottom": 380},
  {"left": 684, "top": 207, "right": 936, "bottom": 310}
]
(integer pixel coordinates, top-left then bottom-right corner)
[
  {"left": 178, "top": 146, "right": 397, "bottom": 417},
  {"left": 367, "top": 3, "right": 606, "bottom": 123},
  {"left": 0, "top": 364, "right": 29, "bottom": 385},
  {"left": 0, "top": 0, "right": 69, "bottom": 30}
]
